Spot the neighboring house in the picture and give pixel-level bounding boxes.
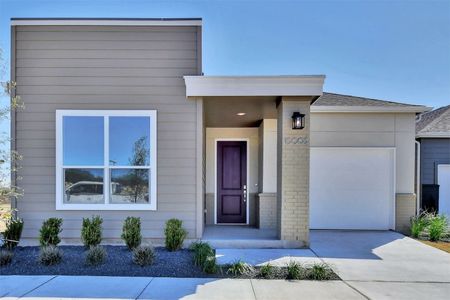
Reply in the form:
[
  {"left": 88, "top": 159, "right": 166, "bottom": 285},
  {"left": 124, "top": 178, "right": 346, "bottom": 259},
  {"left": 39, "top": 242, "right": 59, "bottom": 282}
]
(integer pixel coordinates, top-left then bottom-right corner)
[
  {"left": 416, "top": 105, "right": 450, "bottom": 217},
  {"left": 10, "top": 18, "right": 430, "bottom": 247}
]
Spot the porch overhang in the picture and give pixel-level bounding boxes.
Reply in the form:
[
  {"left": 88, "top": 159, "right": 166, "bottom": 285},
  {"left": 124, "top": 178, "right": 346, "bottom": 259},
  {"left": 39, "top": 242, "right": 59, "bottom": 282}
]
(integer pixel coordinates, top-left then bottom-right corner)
[{"left": 183, "top": 75, "right": 325, "bottom": 98}]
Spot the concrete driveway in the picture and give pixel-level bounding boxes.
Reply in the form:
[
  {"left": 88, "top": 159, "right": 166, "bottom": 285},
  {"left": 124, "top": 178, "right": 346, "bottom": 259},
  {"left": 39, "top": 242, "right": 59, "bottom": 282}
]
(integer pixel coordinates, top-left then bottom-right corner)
[{"left": 310, "top": 230, "right": 450, "bottom": 299}]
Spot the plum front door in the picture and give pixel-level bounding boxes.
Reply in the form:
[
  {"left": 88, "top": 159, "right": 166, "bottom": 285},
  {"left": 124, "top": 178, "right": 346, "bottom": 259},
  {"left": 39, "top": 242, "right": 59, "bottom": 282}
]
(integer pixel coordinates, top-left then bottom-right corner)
[{"left": 217, "top": 141, "right": 247, "bottom": 224}]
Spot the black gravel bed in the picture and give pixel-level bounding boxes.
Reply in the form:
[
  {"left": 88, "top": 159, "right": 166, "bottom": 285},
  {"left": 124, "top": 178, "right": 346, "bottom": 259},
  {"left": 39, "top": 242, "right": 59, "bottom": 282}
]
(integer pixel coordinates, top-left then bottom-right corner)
[
  {"left": 1, "top": 246, "right": 340, "bottom": 280},
  {"left": 0, "top": 245, "right": 224, "bottom": 278}
]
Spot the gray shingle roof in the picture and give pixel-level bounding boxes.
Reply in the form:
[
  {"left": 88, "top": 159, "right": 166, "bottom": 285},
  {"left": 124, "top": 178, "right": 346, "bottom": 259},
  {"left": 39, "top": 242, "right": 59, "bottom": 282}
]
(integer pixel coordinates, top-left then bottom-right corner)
[
  {"left": 416, "top": 105, "right": 450, "bottom": 136},
  {"left": 313, "top": 92, "right": 422, "bottom": 107}
]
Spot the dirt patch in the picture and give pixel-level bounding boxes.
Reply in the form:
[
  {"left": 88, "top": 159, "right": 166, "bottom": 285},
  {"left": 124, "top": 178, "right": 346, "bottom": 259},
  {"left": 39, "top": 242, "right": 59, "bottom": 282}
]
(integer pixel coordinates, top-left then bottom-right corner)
[{"left": 419, "top": 240, "right": 450, "bottom": 253}]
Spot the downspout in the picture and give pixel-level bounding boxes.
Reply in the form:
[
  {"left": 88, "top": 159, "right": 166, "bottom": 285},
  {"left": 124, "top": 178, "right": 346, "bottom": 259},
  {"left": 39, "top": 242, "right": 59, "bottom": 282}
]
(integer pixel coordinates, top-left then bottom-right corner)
[{"left": 415, "top": 140, "right": 421, "bottom": 215}]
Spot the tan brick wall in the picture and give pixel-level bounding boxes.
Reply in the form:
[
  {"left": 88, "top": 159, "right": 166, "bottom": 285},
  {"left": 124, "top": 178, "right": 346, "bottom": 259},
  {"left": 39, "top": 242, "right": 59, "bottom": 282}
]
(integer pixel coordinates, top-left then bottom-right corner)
[
  {"left": 277, "top": 98, "right": 311, "bottom": 247},
  {"left": 396, "top": 193, "right": 416, "bottom": 234},
  {"left": 256, "top": 193, "right": 277, "bottom": 229}
]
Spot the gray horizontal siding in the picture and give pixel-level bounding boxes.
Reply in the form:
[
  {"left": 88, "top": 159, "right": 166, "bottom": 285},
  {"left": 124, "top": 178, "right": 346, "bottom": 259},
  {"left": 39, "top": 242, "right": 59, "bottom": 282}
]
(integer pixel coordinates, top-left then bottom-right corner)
[
  {"left": 17, "top": 50, "right": 196, "bottom": 59},
  {"left": 420, "top": 138, "right": 450, "bottom": 184},
  {"left": 14, "top": 24, "right": 201, "bottom": 240}
]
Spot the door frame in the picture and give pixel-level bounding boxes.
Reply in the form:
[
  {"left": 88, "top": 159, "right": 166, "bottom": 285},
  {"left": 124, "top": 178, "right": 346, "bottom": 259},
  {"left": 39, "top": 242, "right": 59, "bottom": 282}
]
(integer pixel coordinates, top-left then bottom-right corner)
[
  {"left": 214, "top": 138, "right": 250, "bottom": 225},
  {"left": 437, "top": 164, "right": 450, "bottom": 216}
]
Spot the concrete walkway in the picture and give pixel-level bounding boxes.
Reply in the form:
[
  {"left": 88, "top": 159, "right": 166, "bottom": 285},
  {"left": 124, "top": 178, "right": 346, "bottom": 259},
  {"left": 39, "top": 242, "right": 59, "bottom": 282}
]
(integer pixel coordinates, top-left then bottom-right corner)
[
  {"left": 2, "top": 231, "right": 450, "bottom": 299},
  {"left": 0, "top": 275, "right": 365, "bottom": 300},
  {"left": 216, "top": 230, "right": 450, "bottom": 299}
]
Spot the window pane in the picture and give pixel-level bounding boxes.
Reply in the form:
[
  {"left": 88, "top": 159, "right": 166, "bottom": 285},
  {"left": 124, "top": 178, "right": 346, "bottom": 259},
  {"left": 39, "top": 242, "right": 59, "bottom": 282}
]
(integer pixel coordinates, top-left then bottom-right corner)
[
  {"left": 110, "top": 169, "right": 149, "bottom": 204},
  {"left": 63, "top": 116, "right": 104, "bottom": 166},
  {"left": 64, "top": 169, "right": 104, "bottom": 204},
  {"left": 109, "top": 117, "right": 150, "bottom": 166}
]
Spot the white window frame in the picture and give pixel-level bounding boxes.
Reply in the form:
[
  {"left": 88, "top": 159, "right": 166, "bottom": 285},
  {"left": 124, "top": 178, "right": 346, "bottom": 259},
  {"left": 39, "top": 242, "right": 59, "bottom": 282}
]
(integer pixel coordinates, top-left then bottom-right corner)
[{"left": 56, "top": 110, "right": 157, "bottom": 210}]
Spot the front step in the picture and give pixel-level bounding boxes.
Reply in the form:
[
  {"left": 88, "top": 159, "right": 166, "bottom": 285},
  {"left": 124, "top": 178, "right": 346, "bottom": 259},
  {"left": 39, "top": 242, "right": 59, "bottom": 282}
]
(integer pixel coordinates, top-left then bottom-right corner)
[
  {"left": 215, "top": 248, "right": 321, "bottom": 266},
  {"left": 202, "top": 238, "right": 304, "bottom": 249}
]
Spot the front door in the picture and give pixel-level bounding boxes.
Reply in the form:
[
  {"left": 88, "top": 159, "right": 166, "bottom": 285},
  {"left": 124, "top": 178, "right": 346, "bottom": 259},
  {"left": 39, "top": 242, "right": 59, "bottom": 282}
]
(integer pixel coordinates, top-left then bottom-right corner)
[{"left": 217, "top": 141, "right": 247, "bottom": 223}]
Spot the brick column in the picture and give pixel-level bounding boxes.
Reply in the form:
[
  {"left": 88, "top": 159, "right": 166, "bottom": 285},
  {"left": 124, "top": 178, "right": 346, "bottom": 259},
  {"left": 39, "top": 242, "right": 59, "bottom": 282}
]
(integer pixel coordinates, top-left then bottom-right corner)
[{"left": 277, "top": 97, "right": 311, "bottom": 247}]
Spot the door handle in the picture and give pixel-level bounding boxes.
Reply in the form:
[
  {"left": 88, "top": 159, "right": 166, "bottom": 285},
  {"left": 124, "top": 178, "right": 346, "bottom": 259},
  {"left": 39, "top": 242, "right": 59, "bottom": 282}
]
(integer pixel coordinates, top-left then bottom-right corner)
[{"left": 243, "top": 185, "right": 247, "bottom": 202}]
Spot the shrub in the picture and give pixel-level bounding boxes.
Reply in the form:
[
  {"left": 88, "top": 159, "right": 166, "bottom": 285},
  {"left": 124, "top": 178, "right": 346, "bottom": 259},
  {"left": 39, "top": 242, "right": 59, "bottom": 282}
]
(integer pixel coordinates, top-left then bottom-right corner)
[
  {"left": 286, "top": 261, "right": 303, "bottom": 280},
  {"left": 39, "top": 218, "right": 63, "bottom": 247},
  {"left": 85, "top": 245, "right": 107, "bottom": 266},
  {"left": 429, "top": 214, "right": 448, "bottom": 242},
  {"left": 0, "top": 250, "right": 13, "bottom": 266},
  {"left": 259, "top": 263, "right": 275, "bottom": 279},
  {"left": 190, "top": 241, "right": 217, "bottom": 274},
  {"left": 226, "top": 260, "right": 254, "bottom": 277},
  {"left": 121, "top": 217, "right": 142, "bottom": 250},
  {"left": 2, "top": 218, "right": 24, "bottom": 250},
  {"left": 306, "top": 263, "right": 334, "bottom": 280},
  {"left": 39, "top": 246, "right": 62, "bottom": 266},
  {"left": 191, "top": 241, "right": 214, "bottom": 266},
  {"left": 81, "top": 216, "right": 103, "bottom": 248},
  {"left": 133, "top": 244, "right": 155, "bottom": 267},
  {"left": 202, "top": 255, "right": 218, "bottom": 274},
  {"left": 410, "top": 212, "right": 431, "bottom": 238},
  {"left": 164, "top": 219, "right": 187, "bottom": 251}
]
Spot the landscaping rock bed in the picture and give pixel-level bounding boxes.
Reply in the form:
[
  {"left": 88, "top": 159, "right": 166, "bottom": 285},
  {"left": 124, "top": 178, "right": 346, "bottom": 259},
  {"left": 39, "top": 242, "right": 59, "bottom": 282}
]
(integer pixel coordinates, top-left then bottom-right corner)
[
  {"left": 0, "top": 245, "right": 214, "bottom": 277},
  {"left": 0, "top": 245, "right": 340, "bottom": 280}
]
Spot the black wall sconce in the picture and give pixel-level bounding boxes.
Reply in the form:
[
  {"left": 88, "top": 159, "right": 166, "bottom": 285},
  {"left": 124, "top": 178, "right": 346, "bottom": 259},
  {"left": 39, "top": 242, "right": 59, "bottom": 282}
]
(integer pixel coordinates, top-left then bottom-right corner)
[{"left": 291, "top": 112, "right": 305, "bottom": 130}]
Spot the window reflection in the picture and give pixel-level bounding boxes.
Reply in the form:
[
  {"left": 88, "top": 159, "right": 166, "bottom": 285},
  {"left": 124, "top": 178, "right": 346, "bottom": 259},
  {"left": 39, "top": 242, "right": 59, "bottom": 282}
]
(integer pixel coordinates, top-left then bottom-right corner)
[
  {"left": 64, "top": 169, "right": 104, "bottom": 204},
  {"left": 110, "top": 169, "right": 149, "bottom": 204},
  {"left": 109, "top": 117, "right": 150, "bottom": 166},
  {"left": 63, "top": 116, "right": 104, "bottom": 166}
]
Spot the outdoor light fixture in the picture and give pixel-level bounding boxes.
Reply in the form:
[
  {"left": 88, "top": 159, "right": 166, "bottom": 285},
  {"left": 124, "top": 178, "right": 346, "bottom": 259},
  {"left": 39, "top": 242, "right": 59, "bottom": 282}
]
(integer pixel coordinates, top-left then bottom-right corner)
[
  {"left": 291, "top": 112, "right": 305, "bottom": 130},
  {"left": 236, "top": 112, "right": 246, "bottom": 116}
]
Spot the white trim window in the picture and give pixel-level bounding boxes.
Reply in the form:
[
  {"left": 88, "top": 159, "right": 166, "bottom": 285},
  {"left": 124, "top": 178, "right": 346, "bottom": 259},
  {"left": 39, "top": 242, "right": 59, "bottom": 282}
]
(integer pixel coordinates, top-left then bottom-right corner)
[{"left": 56, "top": 110, "right": 157, "bottom": 210}]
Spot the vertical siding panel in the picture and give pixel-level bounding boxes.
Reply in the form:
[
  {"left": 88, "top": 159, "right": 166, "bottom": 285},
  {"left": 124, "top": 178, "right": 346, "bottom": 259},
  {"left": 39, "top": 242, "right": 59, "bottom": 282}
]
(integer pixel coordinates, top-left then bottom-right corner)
[
  {"left": 420, "top": 139, "right": 450, "bottom": 184},
  {"left": 14, "top": 24, "right": 200, "bottom": 240}
]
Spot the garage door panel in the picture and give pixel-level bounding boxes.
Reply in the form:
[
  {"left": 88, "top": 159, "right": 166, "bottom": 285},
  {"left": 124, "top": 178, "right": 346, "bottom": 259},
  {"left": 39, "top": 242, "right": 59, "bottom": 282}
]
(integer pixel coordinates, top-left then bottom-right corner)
[{"left": 310, "top": 148, "right": 395, "bottom": 230}]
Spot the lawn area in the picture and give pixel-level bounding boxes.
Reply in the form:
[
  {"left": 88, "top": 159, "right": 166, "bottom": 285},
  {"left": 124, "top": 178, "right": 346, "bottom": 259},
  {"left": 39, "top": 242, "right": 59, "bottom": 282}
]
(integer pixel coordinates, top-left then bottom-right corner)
[{"left": 420, "top": 240, "right": 450, "bottom": 253}]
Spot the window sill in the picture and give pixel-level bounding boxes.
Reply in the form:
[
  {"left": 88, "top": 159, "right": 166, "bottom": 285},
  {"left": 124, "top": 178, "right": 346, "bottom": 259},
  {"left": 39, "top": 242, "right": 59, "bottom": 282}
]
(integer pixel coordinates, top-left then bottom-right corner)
[{"left": 55, "top": 203, "right": 157, "bottom": 211}]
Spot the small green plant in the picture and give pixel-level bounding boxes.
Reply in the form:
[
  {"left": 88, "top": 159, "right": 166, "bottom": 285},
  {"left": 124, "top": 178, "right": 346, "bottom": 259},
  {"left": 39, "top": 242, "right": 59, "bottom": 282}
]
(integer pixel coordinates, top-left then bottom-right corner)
[
  {"left": 190, "top": 241, "right": 217, "bottom": 274},
  {"left": 429, "top": 214, "right": 448, "bottom": 242},
  {"left": 226, "top": 260, "right": 254, "bottom": 277},
  {"left": 39, "top": 246, "right": 62, "bottom": 266},
  {"left": 410, "top": 212, "right": 430, "bottom": 238},
  {"left": 286, "top": 261, "right": 303, "bottom": 280},
  {"left": 85, "top": 245, "right": 107, "bottom": 266},
  {"left": 164, "top": 219, "right": 187, "bottom": 251},
  {"left": 306, "top": 263, "right": 334, "bottom": 280},
  {"left": 2, "top": 218, "right": 24, "bottom": 250},
  {"left": 191, "top": 241, "right": 213, "bottom": 266},
  {"left": 39, "top": 218, "right": 63, "bottom": 247},
  {"left": 259, "top": 263, "right": 275, "bottom": 279},
  {"left": 132, "top": 244, "right": 155, "bottom": 267},
  {"left": 81, "top": 216, "right": 103, "bottom": 248},
  {"left": 202, "top": 255, "right": 218, "bottom": 274},
  {"left": 121, "top": 217, "right": 142, "bottom": 250},
  {"left": 0, "top": 250, "right": 13, "bottom": 266}
]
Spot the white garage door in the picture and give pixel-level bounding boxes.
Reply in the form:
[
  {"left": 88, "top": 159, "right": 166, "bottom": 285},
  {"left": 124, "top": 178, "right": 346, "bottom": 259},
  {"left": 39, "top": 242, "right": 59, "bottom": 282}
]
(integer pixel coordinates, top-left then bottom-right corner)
[
  {"left": 310, "top": 147, "right": 395, "bottom": 230},
  {"left": 438, "top": 165, "right": 450, "bottom": 218}
]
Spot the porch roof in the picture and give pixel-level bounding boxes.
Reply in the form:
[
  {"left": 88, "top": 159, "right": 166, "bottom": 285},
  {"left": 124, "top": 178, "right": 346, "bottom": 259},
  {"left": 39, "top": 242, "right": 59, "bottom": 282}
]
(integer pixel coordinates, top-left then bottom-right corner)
[{"left": 183, "top": 75, "right": 325, "bottom": 98}]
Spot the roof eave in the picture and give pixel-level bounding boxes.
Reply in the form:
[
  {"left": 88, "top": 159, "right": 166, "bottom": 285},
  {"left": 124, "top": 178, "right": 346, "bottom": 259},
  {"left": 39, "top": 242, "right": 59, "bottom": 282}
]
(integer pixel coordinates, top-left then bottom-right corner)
[
  {"left": 416, "top": 133, "right": 450, "bottom": 138},
  {"left": 183, "top": 75, "right": 325, "bottom": 98},
  {"left": 311, "top": 105, "right": 432, "bottom": 113},
  {"left": 11, "top": 18, "right": 202, "bottom": 26}
]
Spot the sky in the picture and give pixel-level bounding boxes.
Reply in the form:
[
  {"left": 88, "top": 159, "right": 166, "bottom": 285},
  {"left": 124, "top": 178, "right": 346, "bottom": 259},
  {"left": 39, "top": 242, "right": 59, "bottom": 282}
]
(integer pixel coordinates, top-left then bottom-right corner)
[{"left": 0, "top": 0, "right": 449, "bottom": 149}]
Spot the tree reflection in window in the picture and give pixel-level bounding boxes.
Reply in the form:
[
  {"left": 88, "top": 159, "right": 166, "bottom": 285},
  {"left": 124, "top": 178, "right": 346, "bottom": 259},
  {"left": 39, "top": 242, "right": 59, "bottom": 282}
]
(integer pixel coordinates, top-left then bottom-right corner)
[{"left": 111, "top": 136, "right": 150, "bottom": 204}]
